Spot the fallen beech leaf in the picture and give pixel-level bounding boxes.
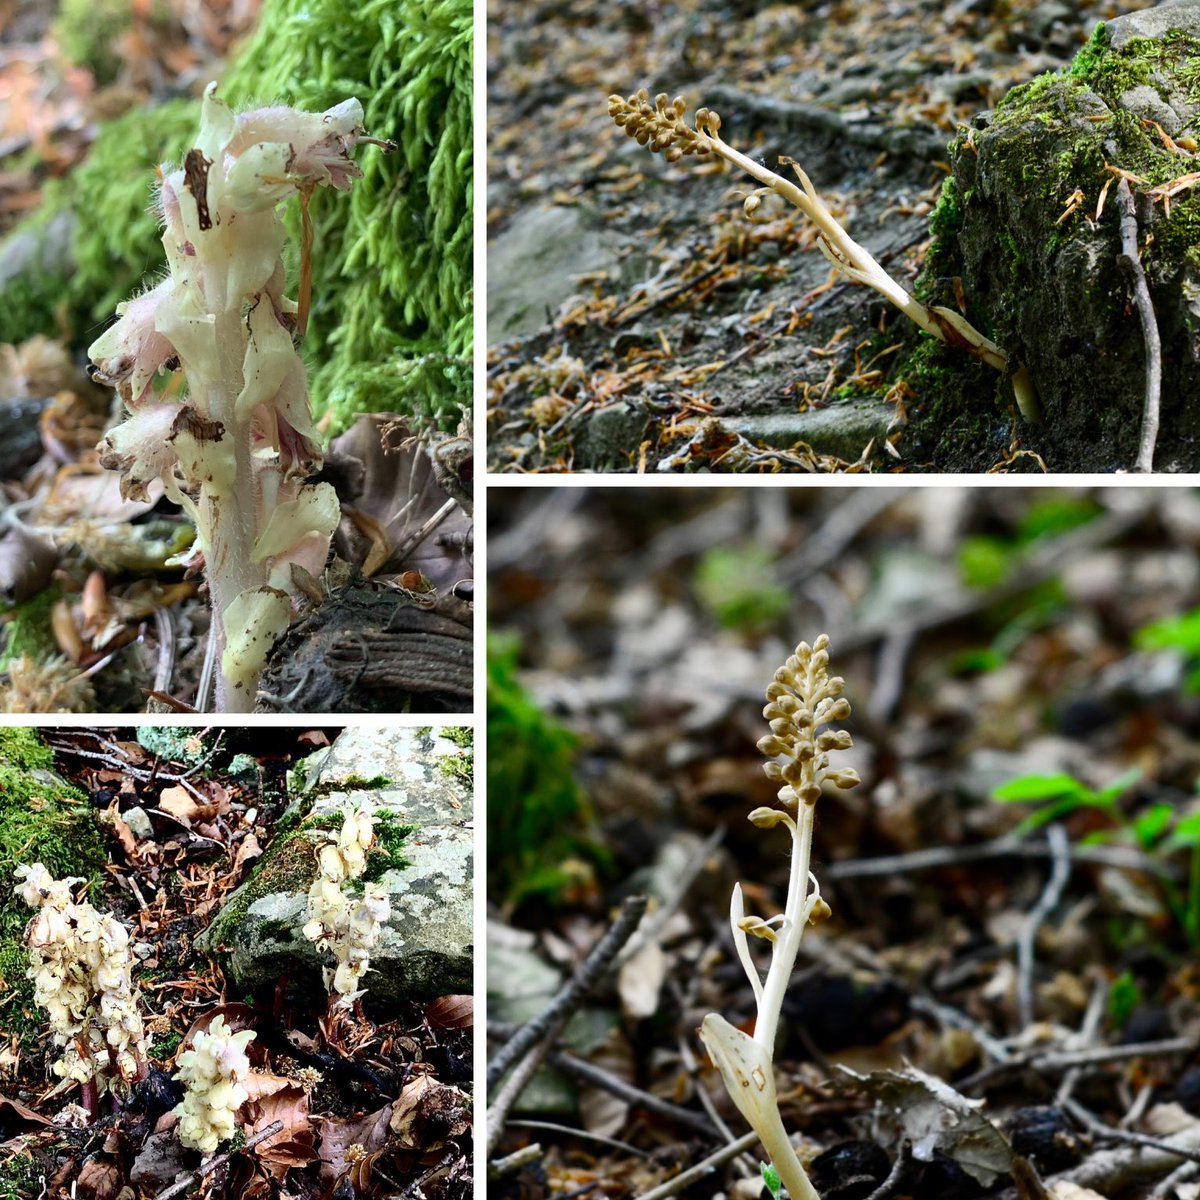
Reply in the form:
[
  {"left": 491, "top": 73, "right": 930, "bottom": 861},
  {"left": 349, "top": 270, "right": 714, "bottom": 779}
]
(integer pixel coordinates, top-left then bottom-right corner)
[
  {"left": 0, "top": 1093, "right": 53, "bottom": 1135},
  {"left": 234, "top": 832, "right": 263, "bottom": 871},
  {"left": 246, "top": 1083, "right": 313, "bottom": 1169},
  {"left": 242, "top": 1072, "right": 295, "bottom": 1103},
  {"left": 618, "top": 940, "right": 665, "bottom": 1019},
  {"left": 1050, "top": 1183, "right": 1109, "bottom": 1200},
  {"left": 426, "top": 994, "right": 473, "bottom": 1029},
  {"left": 318, "top": 1104, "right": 393, "bottom": 1186},
  {"left": 840, "top": 1065, "right": 1013, "bottom": 1185},
  {"left": 108, "top": 815, "right": 138, "bottom": 859},
  {"left": 157, "top": 784, "right": 218, "bottom": 827},
  {"left": 389, "top": 1074, "right": 471, "bottom": 1149},
  {"left": 75, "top": 1157, "right": 123, "bottom": 1200}
]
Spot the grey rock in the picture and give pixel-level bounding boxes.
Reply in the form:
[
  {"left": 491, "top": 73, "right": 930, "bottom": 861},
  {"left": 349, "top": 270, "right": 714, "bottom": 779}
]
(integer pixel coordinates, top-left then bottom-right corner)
[
  {"left": 726, "top": 401, "right": 892, "bottom": 462},
  {"left": 196, "top": 727, "right": 472, "bottom": 1004},
  {"left": 579, "top": 401, "right": 651, "bottom": 469},
  {"left": 0, "top": 210, "right": 75, "bottom": 291},
  {"left": 1104, "top": 0, "right": 1200, "bottom": 49},
  {"left": 123, "top": 806, "right": 154, "bottom": 841},
  {"left": 488, "top": 204, "right": 624, "bottom": 340},
  {"left": 131, "top": 1130, "right": 189, "bottom": 1192}
]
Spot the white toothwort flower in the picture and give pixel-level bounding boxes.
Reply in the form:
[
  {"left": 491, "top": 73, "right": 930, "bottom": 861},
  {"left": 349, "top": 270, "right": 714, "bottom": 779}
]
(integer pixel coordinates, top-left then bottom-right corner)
[
  {"left": 302, "top": 807, "right": 390, "bottom": 1008},
  {"left": 174, "top": 1014, "right": 257, "bottom": 1152},
  {"left": 14, "top": 864, "right": 147, "bottom": 1096}
]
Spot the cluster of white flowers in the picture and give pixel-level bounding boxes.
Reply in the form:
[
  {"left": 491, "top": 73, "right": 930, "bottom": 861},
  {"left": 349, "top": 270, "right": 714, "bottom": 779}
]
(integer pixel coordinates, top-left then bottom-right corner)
[
  {"left": 174, "top": 1014, "right": 256, "bottom": 1152},
  {"left": 15, "top": 863, "right": 147, "bottom": 1096},
  {"left": 302, "top": 806, "right": 391, "bottom": 1008}
]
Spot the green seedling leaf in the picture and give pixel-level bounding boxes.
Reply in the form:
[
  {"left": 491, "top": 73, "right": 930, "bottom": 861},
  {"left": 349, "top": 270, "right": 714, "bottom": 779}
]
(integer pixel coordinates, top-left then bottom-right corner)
[
  {"left": 1161, "top": 811, "right": 1200, "bottom": 853},
  {"left": 993, "top": 773, "right": 1094, "bottom": 805},
  {"left": 1135, "top": 607, "right": 1200, "bottom": 656},
  {"left": 1132, "top": 802, "right": 1174, "bottom": 850},
  {"left": 762, "top": 1163, "right": 782, "bottom": 1199},
  {"left": 1094, "top": 768, "right": 1143, "bottom": 807},
  {"left": 1108, "top": 969, "right": 1142, "bottom": 1029}
]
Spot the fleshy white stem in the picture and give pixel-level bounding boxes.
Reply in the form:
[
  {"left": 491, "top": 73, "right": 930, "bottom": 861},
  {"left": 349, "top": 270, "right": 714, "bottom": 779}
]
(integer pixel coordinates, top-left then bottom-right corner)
[
  {"left": 608, "top": 90, "right": 1043, "bottom": 418},
  {"left": 755, "top": 802, "right": 814, "bottom": 1055}
]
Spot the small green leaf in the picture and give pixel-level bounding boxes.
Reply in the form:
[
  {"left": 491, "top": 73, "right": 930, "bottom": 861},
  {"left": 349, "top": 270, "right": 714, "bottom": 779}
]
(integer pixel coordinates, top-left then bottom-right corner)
[
  {"left": 1132, "top": 803, "right": 1174, "bottom": 850},
  {"left": 993, "top": 773, "right": 1098, "bottom": 807},
  {"left": 1108, "top": 969, "right": 1142, "bottom": 1029},
  {"left": 762, "top": 1164, "right": 782, "bottom": 1199},
  {"left": 1162, "top": 811, "right": 1200, "bottom": 853}
]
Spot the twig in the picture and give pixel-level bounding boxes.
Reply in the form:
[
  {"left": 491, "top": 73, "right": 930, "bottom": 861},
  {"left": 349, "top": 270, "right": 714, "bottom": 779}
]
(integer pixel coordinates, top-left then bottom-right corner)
[
  {"left": 506, "top": 1119, "right": 649, "bottom": 1158},
  {"left": 1115, "top": 179, "right": 1162, "bottom": 473},
  {"left": 152, "top": 1120, "right": 284, "bottom": 1200},
  {"left": 1064, "top": 1098, "right": 1200, "bottom": 1167},
  {"left": 1149, "top": 1159, "right": 1200, "bottom": 1200},
  {"left": 634, "top": 1131, "right": 762, "bottom": 1200},
  {"left": 487, "top": 894, "right": 648, "bottom": 1090},
  {"left": 548, "top": 1048, "right": 717, "bottom": 1135},
  {"left": 489, "top": 1144, "right": 542, "bottom": 1178},
  {"left": 1055, "top": 976, "right": 1108, "bottom": 1106},
  {"left": 864, "top": 1143, "right": 910, "bottom": 1200},
  {"left": 825, "top": 834, "right": 1170, "bottom": 882},
  {"left": 486, "top": 1028, "right": 556, "bottom": 1157},
  {"left": 1016, "top": 824, "right": 1072, "bottom": 1029}
]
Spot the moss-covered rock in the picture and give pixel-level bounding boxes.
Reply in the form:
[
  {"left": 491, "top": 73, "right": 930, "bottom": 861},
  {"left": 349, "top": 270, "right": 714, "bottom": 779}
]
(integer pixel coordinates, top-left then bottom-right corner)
[
  {"left": 910, "top": 6, "right": 1200, "bottom": 470},
  {"left": 196, "top": 728, "right": 472, "bottom": 1004},
  {"left": 0, "top": 729, "right": 108, "bottom": 1044}
]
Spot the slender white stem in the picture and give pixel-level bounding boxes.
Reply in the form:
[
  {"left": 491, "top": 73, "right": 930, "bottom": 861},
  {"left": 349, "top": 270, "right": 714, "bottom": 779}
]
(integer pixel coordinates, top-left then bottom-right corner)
[
  {"left": 706, "top": 133, "right": 1007, "bottom": 372},
  {"left": 755, "top": 802, "right": 814, "bottom": 1054}
]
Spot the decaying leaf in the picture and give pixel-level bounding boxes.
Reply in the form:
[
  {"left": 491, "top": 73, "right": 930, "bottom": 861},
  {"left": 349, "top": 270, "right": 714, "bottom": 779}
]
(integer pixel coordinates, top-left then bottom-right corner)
[
  {"left": 617, "top": 940, "right": 666, "bottom": 1019},
  {"left": 840, "top": 1065, "right": 1013, "bottom": 1185},
  {"left": 157, "top": 785, "right": 220, "bottom": 827},
  {"left": 0, "top": 1092, "right": 53, "bottom": 1136},
  {"left": 427, "top": 995, "right": 474, "bottom": 1029},
  {"left": 318, "top": 1103, "right": 393, "bottom": 1186},
  {"left": 390, "top": 1073, "right": 471, "bottom": 1150}
]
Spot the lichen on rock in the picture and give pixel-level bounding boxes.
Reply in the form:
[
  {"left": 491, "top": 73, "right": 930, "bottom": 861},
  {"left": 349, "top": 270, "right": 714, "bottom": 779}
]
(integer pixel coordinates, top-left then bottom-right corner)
[{"left": 912, "top": 5, "right": 1200, "bottom": 470}]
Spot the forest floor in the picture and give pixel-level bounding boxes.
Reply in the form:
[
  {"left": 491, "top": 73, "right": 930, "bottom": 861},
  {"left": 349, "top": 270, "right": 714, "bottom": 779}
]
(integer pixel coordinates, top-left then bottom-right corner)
[
  {"left": 486, "top": 0, "right": 1156, "bottom": 473},
  {"left": 486, "top": 486, "right": 1200, "bottom": 1198},
  {"left": 0, "top": 727, "right": 473, "bottom": 1200}
]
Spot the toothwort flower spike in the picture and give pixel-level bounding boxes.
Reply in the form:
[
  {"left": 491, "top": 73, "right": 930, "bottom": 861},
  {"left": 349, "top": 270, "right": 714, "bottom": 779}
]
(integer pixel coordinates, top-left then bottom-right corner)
[
  {"left": 699, "top": 635, "right": 858, "bottom": 1200},
  {"left": 608, "top": 90, "right": 1042, "bottom": 421},
  {"left": 89, "top": 82, "right": 392, "bottom": 711}
]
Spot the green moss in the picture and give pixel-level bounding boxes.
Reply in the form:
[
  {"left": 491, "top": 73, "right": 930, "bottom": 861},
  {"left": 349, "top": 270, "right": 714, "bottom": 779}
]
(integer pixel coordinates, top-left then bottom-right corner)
[
  {"left": 0, "top": 731, "right": 107, "bottom": 1050},
  {"left": 258, "top": 917, "right": 297, "bottom": 942},
  {"left": 693, "top": 544, "right": 790, "bottom": 632},
  {"left": 222, "top": 0, "right": 473, "bottom": 433},
  {"left": 0, "top": 1149, "right": 45, "bottom": 1200},
  {"left": 488, "top": 634, "right": 610, "bottom": 907},
  {"left": 0, "top": 586, "right": 62, "bottom": 670},
  {"left": 52, "top": 0, "right": 173, "bottom": 87},
  {"left": 199, "top": 805, "right": 409, "bottom": 953}
]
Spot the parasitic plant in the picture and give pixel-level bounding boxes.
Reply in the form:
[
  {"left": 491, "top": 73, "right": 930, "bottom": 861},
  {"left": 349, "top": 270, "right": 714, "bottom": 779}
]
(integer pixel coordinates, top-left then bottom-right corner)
[
  {"left": 15, "top": 863, "right": 149, "bottom": 1111},
  {"left": 89, "top": 82, "right": 393, "bottom": 711},
  {"left": 302, "top": 804, "right": 392, "bottom": 1008},
  {"left": 174, "top": 1013, "right": 256, "bottom": 1152},
  {"left": 698, "top": 635, "right": 859, "bottom": 1200},
  {"left": 608, "top": 90, "right": 1039, "bottom": 422}
]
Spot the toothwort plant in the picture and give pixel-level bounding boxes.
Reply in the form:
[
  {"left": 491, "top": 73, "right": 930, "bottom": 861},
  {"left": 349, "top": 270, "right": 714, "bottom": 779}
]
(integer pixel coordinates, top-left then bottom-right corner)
[
  {"left": 699, "top": 635, "right": 859, "bottom": 1200},
  {"left": 89, "top": 83, "right": 392, "bottom": 711}
]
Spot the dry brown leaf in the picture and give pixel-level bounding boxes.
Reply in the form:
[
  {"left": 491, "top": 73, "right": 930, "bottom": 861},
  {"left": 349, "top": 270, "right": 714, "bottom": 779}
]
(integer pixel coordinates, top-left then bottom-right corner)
[
  {"left": 389, "top": 1074, "right": 471, "bottom": 1150},
  {"left": 0, "top": 1092, "right": 53, "bottom": 1134},
  {"left": 317, "top": 1104, "right": 393, "bottom": 1186},
  {"left": 75, "top": 1157, "right": 123, "bottom": 1200},
  {"left": 617, "top": 940, "right": 665, "bottom": 1020},
  {"left": 235, "top": 832, "right": 264, "bottom": 871},
  {"left": 246, "top": 1083, "right": 314, "bottom": 1170},
  {"left": 108, "top": 815, "right": 138, "bottom": 859},
  {"left": 157, "top": 785, "right": 219, "bottom": 827},
  {"left": 426, "top": 995, "right": 474, "bottom": 1029}
]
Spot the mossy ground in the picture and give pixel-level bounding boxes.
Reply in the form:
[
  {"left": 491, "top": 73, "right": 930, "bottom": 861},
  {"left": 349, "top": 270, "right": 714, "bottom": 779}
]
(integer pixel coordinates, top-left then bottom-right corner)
[{"left": 198, "top": 794, "right": 410, "bottom": 954}]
